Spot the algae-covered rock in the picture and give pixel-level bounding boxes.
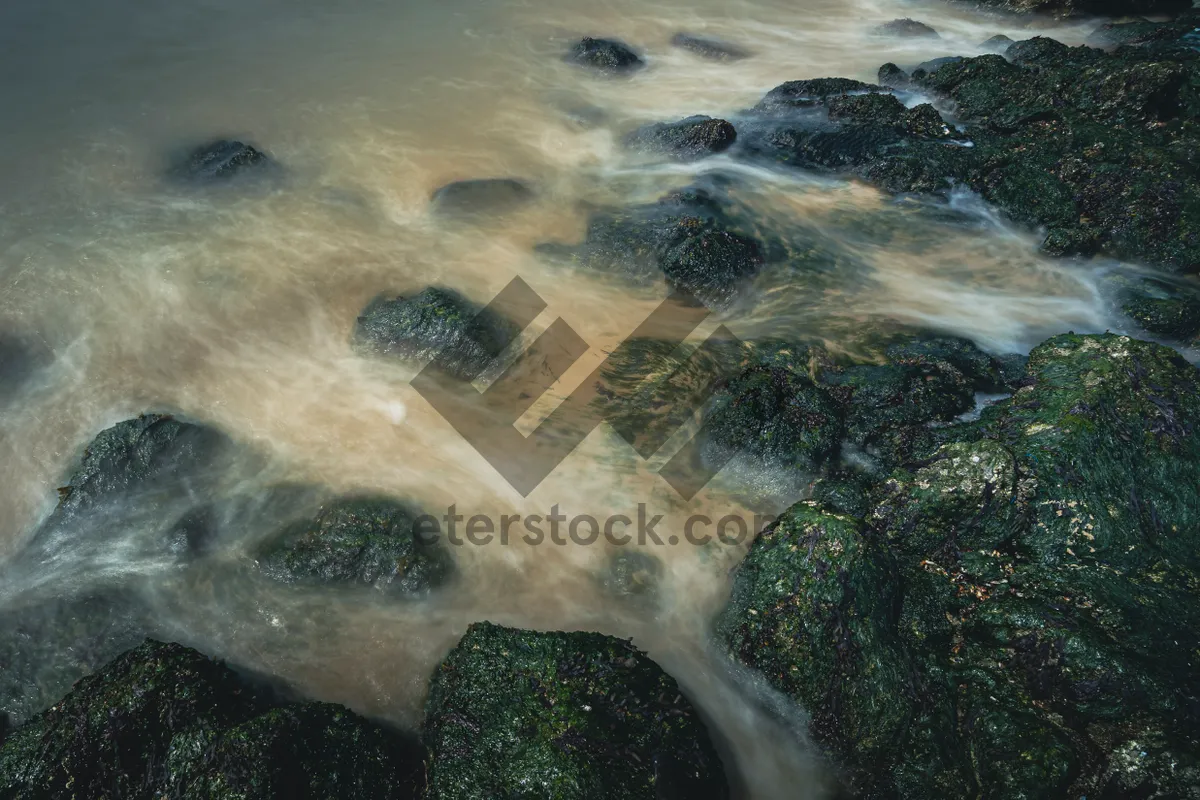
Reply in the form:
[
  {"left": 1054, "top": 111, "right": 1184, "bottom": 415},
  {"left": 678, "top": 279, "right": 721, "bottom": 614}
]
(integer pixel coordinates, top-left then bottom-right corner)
[
  {"left": 1116, "top": 274, "right": 1200, "bottom": 342},
  {"left": 354, "top": 286, "right": 520, "bottom": 379},
  {"left": 958, "top": 0, "right": 1191, "bottom": 16},
  {"left": 565, "top": 37, "right": 644, "bottom": 74},
  {"left": 0, "top": 639, "right": 426, "bottom": 799},
  {"left": 536, "top": 186, "right": 765, "bottom": 308},
  {"left": 255, "top": 496, "right": 453, "bottom": 595},
  {"left": 424, "top": 622, "right": 728, "bottom": 799},
  {"left": 624, "top": 116, "right": 737, "bottom": 161},
  {"left": 872, "top": 19, "right": 940, "bottom": 39},
  {"left": 598, "top": 550, "right": 663, "bottom": 604},
  {"left": 174, "top": 139, "right": 271, "bottom": 182},
  {"left": 718, "top": 333, "right": 1200, "bottom": 798}
]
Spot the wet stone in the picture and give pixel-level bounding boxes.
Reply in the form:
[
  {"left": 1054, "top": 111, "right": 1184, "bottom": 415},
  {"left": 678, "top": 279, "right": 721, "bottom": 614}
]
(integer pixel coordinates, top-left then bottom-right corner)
[
  {"left": 423, "top": 622, "right": 728, "bottom": 799},
  {"left": 979, "top": 34, "right": 1014, "bottom": 53},
  {"left": 599, "top": 550, "right": 663, "bottom": 604},
  {"left": 670, "top": 33, "right": 751, "bottom": 61},
  {"left": 430, "top": 178, "right": 535, "bottom": 218},
  {"left": 353, "top": 286, "right": 520, "bottom": 379},
  {"left": 624, "top": 115, "right": 737, "bottom": 161},
  {"left": 173, "top": 139, "right": 270, "bottom": 182},
  {"left": 873, "top": 18, "right": 940, "bottom": 39},
  {"left": 565, "top": 37, "right": 645, "bottom": 74}
]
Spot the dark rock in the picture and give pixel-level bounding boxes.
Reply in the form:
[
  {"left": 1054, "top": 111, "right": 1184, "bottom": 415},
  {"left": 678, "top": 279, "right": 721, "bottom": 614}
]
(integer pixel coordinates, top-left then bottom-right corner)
[
  {"left": 1118, "top": 275, "right": 1200, "bottom": 341},
  {"left": 0, "top": 592, "right": 148, "bottom": 727},
  {"left": 0, "top": 335, "right": 48, "bottom": 405},
  {"left": 565, "top": 37, "right": 645, "bottom": 74},
  {"left": 255, "top": 496, "right": 453, "bottom": 595},
  {"left": 536, "top": 186, "right": 765, "bottom": 309},
  {"left": 0, "top": 640, "right": 426, "bottom": 799},
  {"left": 424, "top": 622, "right": 728, "bottom": 799},
  {"left": 45, "top": 414, "right": 234, "bottom": 530},
  {"left": 754, "top": 78, "right": 886, "bottom": 114},
  {"left": 719, "top": 333, "right": 1200, "bottom": 797},
  {"left": 912, "top": 56, "right": 964, "bottom": 77},
  {"left": 599, "top": 550, "right": 663, "bottom": 603},
  {"left": 624, "top": 115, "right": 737, "bottom": 161},
  {"left": 354, "top": 286, "right": 520, "bottom": 379},
  {"left": 174, "top": 139, "right": 270, "bottom": 182},
  {"left": 670, "top": 33, "right": 751, "bottom": 61},
  {"left": 873, "top": 18, "right": 940, "bottom": 39},
  {"left": 702, "top": 365, "right": 844, "bottom": 472},
  {"left": 877, "top": 62, "right": 911, "bottom": 89},
  {"left": 978, "top": 34, "right": 1014, "bottom": 53},
  {"left": 959, "top": 0, "right": 1191, "bottom": 17},
  {"left": 430, "top": 178, "right": 535, "bottom": 218}
]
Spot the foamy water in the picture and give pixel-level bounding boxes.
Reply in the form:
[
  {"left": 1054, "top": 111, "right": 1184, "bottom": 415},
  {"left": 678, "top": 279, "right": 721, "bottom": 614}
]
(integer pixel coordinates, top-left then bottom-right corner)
[{"left": 0, "top": 0, "right": 1150, "bottom": 796}]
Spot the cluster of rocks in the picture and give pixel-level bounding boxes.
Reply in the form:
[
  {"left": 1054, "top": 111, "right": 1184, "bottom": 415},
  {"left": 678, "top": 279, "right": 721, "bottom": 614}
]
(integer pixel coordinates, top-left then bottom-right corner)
[{"left": 5, "top": 3, "right": 1200, "bottom": 798}]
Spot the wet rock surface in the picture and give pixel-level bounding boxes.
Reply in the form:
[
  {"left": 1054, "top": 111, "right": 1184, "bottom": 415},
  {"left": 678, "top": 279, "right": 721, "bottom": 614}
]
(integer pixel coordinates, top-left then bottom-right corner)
[
  {"left": 624, "top": 115, "right": 738, "bottom": 161},
  {"left": 255, "top": 496, "right": 453, "bottom": 595},
  {"left": 957, "top": 0, "right": 1191, "bottom": 16},
  {"left": 0, "top": 640, "right": 427, "bottom": 799},
  {"left": 565, "top": 37, "right": 645, "bottom": 74},
  {"left": 424, "top": 621, "right": 728, "bottom": 799},
  {"left": 354, "top": 286, "right": 520, "bottom": 379},
  {"left": 718, "top": 333, "right": 1200, "bottom": 797},
  {"left": 670, "top": 32, "right": 751, "bottom": 61},
  {"left": 537, "top": 185, "right": 766, "bottom": 308},
  {"left": 173, "top": 139, "right": 271, "bottom": 182},
  {"left": 872, "top": 18, "right": 940, "bottom": 39},
  {"left": 430, "top": 178, "right": 535, "bottom": 217}
]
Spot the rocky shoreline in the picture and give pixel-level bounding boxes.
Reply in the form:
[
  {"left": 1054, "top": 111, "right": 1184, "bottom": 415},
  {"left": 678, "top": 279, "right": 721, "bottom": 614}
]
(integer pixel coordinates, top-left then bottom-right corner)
[{"left": 3, "top": 3, "right": 1200, "bottom": 799}]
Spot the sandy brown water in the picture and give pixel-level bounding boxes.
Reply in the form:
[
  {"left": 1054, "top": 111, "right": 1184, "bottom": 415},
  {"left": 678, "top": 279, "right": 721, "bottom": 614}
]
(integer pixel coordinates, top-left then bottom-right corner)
[{"left": 0, "top": 0, "right": 1149, "bottom": 796}]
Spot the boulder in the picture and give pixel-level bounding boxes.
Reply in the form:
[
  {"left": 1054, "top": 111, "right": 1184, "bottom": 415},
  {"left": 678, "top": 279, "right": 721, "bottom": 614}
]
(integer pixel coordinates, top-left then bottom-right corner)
[
  {"left": 718, "top": 333, "right": 1200, "bottom": 797},
  {"left": 0, "top": 640, "right": 427, "bottom": 799},
  {"left": 873, "top": 19, "right": 940, "bottom": 39},
  {"left": 354, "top": 286, "right": 520, "bottom": 379},
  {"left": 536, "top": 186, "right": 765, "bottom": 309},
  {"left": 978, "top": 33, "right": 1014, "bottom": 53},
  {"left": 254, "top": 496, "right": 453, "bottom": 595},
  {"left": 623, "top": 115, "right": 737, "bottom": 161},
  {"left": 430, "top": 178, "right": 535, "bottom": 218},
  {"left": 0, "top": 334, "right": 48, "bottom": 405},
  {"left": 174, "top": 139, "right": 271, "bottom": 182},
  {"left": 754, "top": 78, "right": 886, "bottom": 114},
  {"left": 424, "top": 622, "right": 728, "bottom": 799},
  {"left": 565, "top": 37, "right": 645, "bottom": 74},
  {"left": 669, "top": 33, "right": 751, "bottom": 61},
  {"left": 1115, "top": 275, "right": 1200, "bottom": 342},
  {"left": 957, "top": 0, "right": 1191, "bottom": 17},
  {"left": 598, "top": 550, "right": 663, "bottom": 603}
]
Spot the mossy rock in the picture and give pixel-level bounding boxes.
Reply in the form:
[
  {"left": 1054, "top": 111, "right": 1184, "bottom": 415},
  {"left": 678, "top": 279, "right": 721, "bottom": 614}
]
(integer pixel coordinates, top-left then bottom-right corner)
[
  {"left": 424, "top": 622, "right": 728, "bottom": 799},
  {"left": 0, "top": 640, "right": 426, "bottom": 799},
  {"left": 255, "top": 496, "right": 453, "bottom": 595},
  {"left": 624, "top": 116, "right": 737, "bottom": 162},
  {"left": 354, "top": 286, "right": 520, "bottom": 379}
]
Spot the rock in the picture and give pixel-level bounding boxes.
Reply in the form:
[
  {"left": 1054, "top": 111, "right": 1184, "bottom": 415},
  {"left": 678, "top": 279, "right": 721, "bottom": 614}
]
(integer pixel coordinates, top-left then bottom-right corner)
[
  {"left": 670, "top": 33, "right": 751, "bottom": 61},
  {"left": 353, "top": 286, "right": 520, "bottom": 379},
  {"left": 44, "top": 414, "right": 234, "bottom": 531},
  {"left": 254, "top": 496, "right": 453, "bottom": 595},
  {"left": 0, "top": 335, "right": 48, "bottom": 405},
  {"left": 1117, "top": 276, "right": 1200, "bottom": 342},
  {"left": 912, "top": 56, "right": 964, "bottom": 77},
  {"left": 718, "top": 333, "right": 1200, "bottom": 797},
  {"left": 957, "top": 0, "right": 1191, "bottom": 17},
  {"left": 873, "top": 18, "right": 940, "bottom": 39},
  {"left": 174, "top": 139, "right": 270, "bottom": 182},
  {"left": 702, "top": 365, "right": 844, "bottom": 472},
  {"left": 0, "top": 640, "right": 427, "bottom": 799},
  {"left": 623, "top": 115, "right": 737, "bottom": 161},
  {"left": 877, "top": 62, "right": 911, "bottom": 89},
  {"left": 536, "top": 186, "right": 765, "bottom": 309},
  {"left": 430, "top": 178, "right": 535, "bottom": 218},
  {"left": 565, "top": 37, "right": 645, "bottom": 74},
  {"left": 599, "top": 550, "right": 663, "bottom": 603},
  {"left": 978, "top": 34, "right": 1014, "bottom": 53},
  {"left": 0, "top": 592, "right": 148, "bottom": 726},
  {"left": 754, "top": 78, "right": 886, "bottom": 114},
  {"left": 424, "top": 622, "right": 728, "bottom": 799}
]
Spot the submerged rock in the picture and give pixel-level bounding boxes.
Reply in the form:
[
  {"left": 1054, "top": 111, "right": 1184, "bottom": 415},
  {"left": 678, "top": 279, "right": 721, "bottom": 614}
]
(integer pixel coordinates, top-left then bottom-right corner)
[
  {"left": 255, "top": 496, "right": 453, "bottom": 595},
  {"left": 424, "top": 622, "right": 728, "bottom": 799},
  {"left": 565, "top": 37, "right": 645, "bottom": 74},
  {"left": 670, "top": 33, "right": 751, "bottom": 61},
  {"left": 0, "top": 335, "right": 48, "bottom": 405},
  {"left": 599, "top": 550, "right": 663, "bottom": 603},
  {"left": 536, "top": 186, "right": 765, "bottom": 308},
  {"left": 174, "top": 139, "right": 271, "bottom": 182},
  {"left": 0, "top": 640, "right": 427, "bottom": 799},
  {"left": 873, "top": 18, "right": 940, "bottom": 39},
  {"left": 354, "top": 286, "right": 520, "bottom": 379},
  {"left": 430, "top": 178, "right": 535, "bottom": 218},
  {"left": 1116, "top": 275, "right": 1200, "bottom": 342},
  {"left": 624, "top": 115, "right": 737, "bottom": 161},
  {"left": 978, "top": 33, "right": 1014, "bottom": 53},
  {"left": 719, "top": 333, "right": 1200, "bottom": 797}
]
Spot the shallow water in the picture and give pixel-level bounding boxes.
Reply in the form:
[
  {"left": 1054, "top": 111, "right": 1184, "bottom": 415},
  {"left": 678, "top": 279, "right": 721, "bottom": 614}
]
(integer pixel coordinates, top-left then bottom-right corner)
[{"left": 0, "top": 0, "right": 1159, "bottom": 796}]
